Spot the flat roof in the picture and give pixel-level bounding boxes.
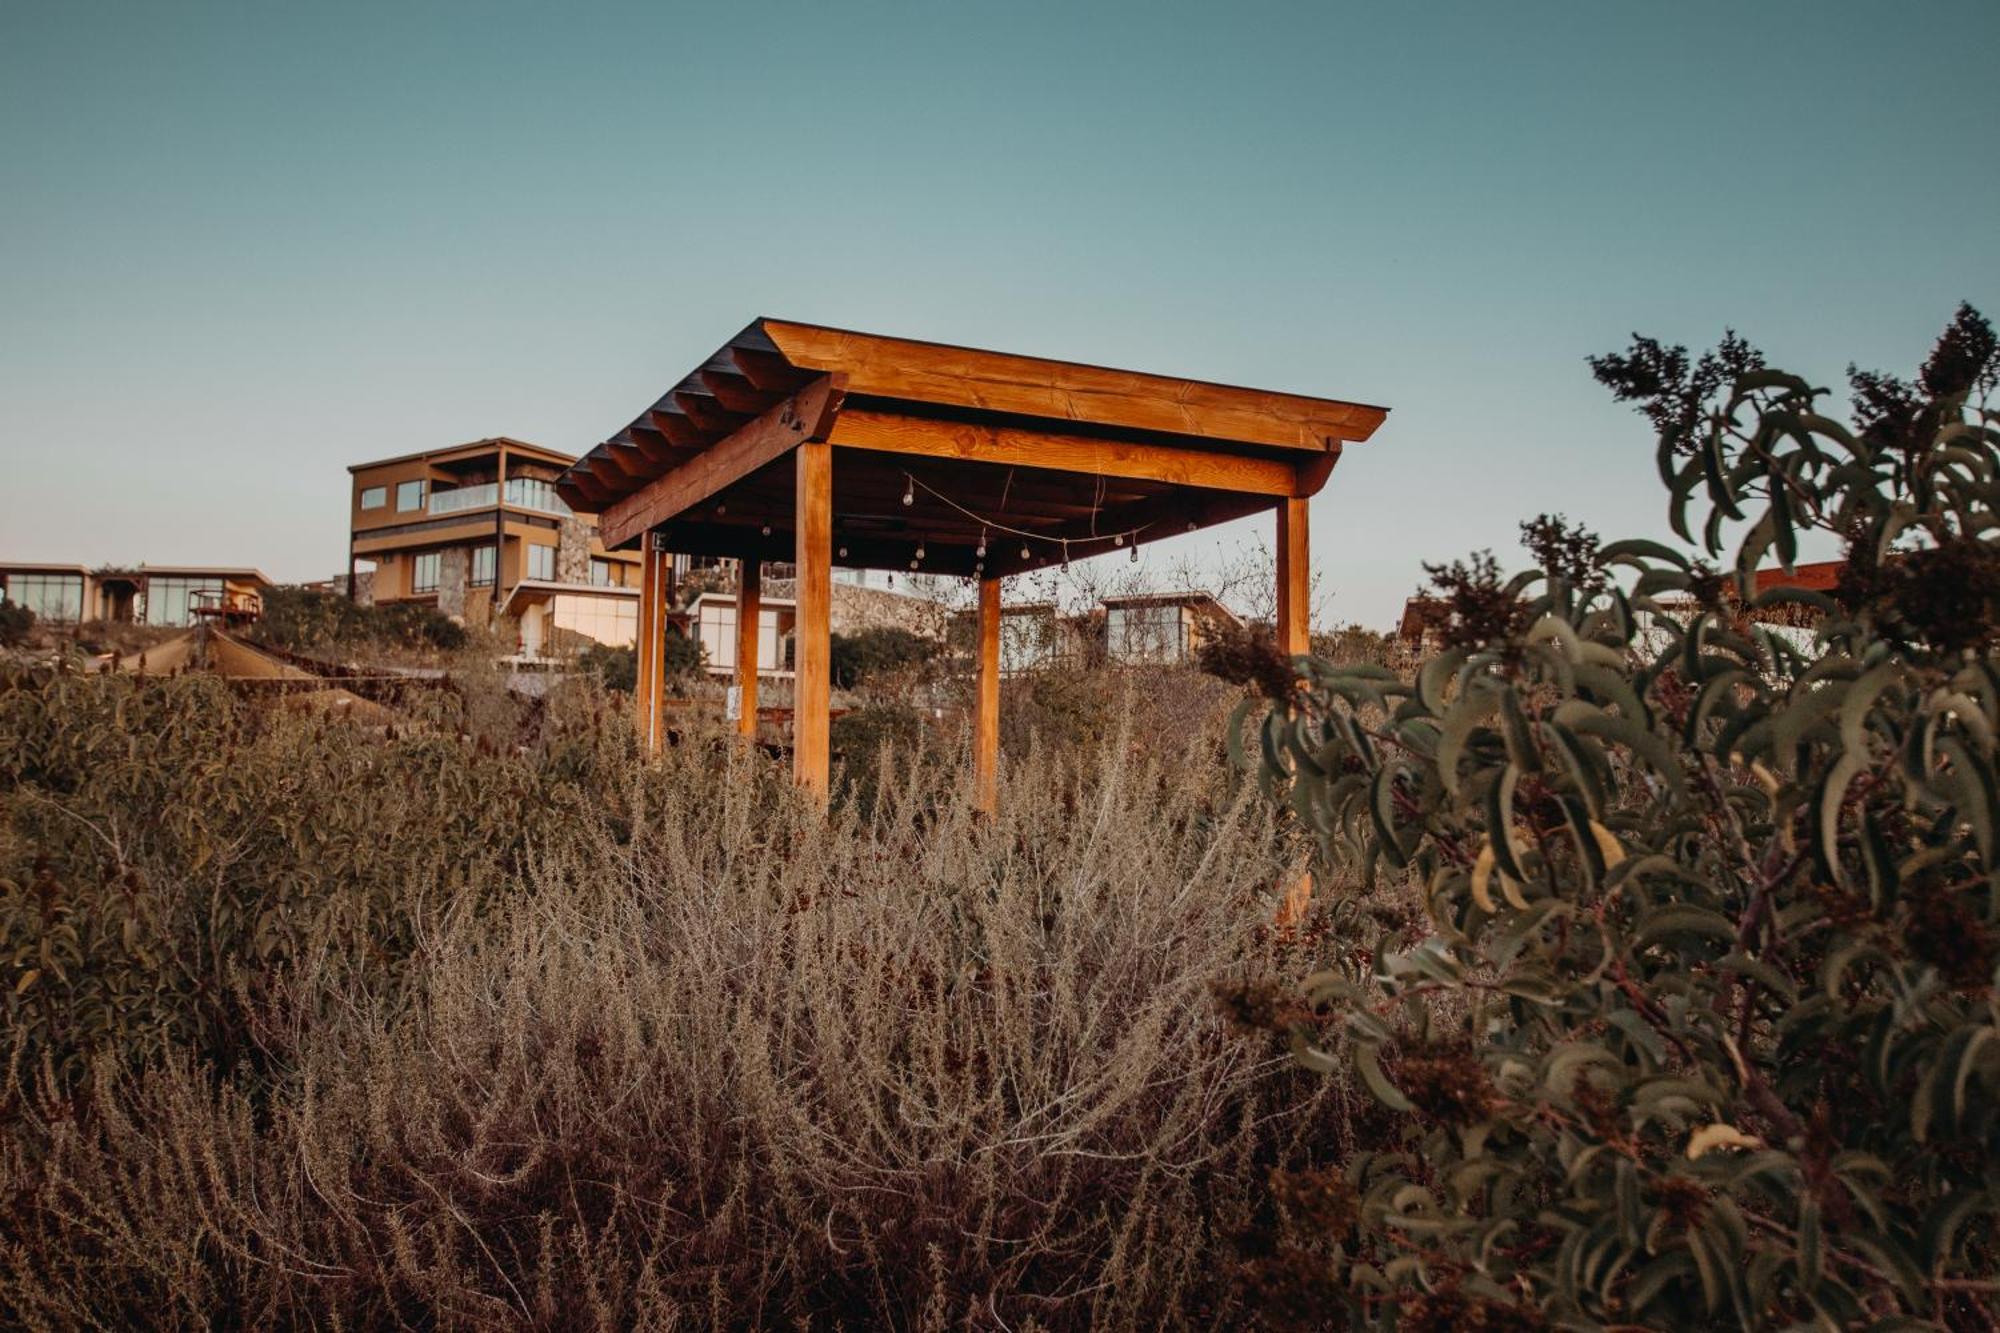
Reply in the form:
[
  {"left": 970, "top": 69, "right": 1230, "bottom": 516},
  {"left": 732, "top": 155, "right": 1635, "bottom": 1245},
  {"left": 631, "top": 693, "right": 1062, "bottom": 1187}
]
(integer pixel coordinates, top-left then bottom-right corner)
[
  {"left": 348, "top": 436, "right": 576, "bottom": 473},
  {"left": 556, "top": 318, "right": 1390, "bottom": 575}
]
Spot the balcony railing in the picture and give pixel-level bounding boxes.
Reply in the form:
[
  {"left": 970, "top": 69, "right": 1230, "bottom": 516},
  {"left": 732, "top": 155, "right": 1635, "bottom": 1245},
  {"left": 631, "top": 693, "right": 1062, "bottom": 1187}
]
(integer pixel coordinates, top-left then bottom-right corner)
[
  {"left": 427, "top": 483, "right": 498, "bottom": 515},
  {"left": 505, "top": 478, "right": 572, "bottom": 516},
  {"left": 425, "top": 479, "right": 573, "bottom": 518}
]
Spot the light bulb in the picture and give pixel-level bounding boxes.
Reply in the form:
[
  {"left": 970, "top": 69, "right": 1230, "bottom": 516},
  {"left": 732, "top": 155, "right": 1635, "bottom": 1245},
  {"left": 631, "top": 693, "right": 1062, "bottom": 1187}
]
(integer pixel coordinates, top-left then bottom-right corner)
[
  {"left": 909, "top": 559, "right": 919, "bottom": 570},
  {"left": 1185, "top": 520, "right": 1196, "bottom": 532},
  {"left": 1113, "top": 534, "right": 1124, "bottom": 547},
  {"left": 760, "top": 525, "right": 771, "bottom": 536},
  {"left": 902, "top": 480, "right": 914, "bottom": 506},
  {"left": 1021, "top": 546, "right": 1031, "bottom": 561},
  {"left": 837, "top": 545, "right": 848, "bottom": 558},
  {"left": 716, "top": 503, "right": 727, "bottom": 516},
  {"left": 915, "top": 545, "right": 926, "bottom": 560},
  {"left": 1130, "top": 544, "right": 1139, "bottom": 563}
]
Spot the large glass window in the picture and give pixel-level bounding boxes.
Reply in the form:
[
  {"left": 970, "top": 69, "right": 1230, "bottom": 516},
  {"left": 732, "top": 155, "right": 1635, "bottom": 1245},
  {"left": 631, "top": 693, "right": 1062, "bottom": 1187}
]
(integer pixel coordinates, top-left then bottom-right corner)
[
  {"left": 4, "top": 573, "right": 85, "bottom": 623},
  {"left": 412, "top": 552, "right": 441, "bottom": 593},
  {"left": 550, "top": 595, "right": 637, "bottom": 648},
  {"left": 359, "top": 485, "right": 387, "bottom": 510},
  {"left": 697, "top": 603, "right": 782, "bottom": 670},
  {"left": 1106, "top": 605, "right": 1186, "bottom": 663},
  {"left": 396, "top": 479, "right": 425, "bottom": 512},
  {"left": 143, "top": 576, "right": 224, "bottom": 627},
  {"left": 470, "top": 545, "right": 496, "bottom": 587},
  {"left": 526, "top": 544, "right": 555, "bottom": 581}
]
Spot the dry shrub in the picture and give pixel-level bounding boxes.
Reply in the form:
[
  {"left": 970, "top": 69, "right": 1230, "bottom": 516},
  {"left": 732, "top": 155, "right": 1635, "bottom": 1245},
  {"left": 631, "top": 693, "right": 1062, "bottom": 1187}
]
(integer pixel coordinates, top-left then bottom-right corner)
[{"left": 0, "top": 666, "right": 1346, "bottom": 1330}]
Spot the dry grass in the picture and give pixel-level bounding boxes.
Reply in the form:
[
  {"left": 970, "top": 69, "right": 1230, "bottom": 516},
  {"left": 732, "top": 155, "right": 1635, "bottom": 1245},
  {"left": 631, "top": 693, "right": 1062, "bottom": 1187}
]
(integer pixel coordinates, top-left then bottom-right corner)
[{"left": 0, "top": 665, "right": 1362, "bottom": 1330}]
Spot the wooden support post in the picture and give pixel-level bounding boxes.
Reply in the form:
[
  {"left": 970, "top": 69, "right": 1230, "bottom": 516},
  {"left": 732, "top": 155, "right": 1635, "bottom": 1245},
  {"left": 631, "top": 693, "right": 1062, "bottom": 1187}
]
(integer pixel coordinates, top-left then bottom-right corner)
[
  {"left": 1276, "top": 496, "right": 1313, "bottom": 922},
  {"left": 734, "top": 557, "right": 761, "bottom": 738},
  {"left": 793, "top": 441, "right": 832, "bottom": 799},
  {"left": 1276, "top": 496, "right": 1310, "bottom": 657},
  {"left": 635, "top": 535, "right": 665, "bottom": 751},
  {"left": 974, "top": 575, "right": 1001, "bottom": 815}
]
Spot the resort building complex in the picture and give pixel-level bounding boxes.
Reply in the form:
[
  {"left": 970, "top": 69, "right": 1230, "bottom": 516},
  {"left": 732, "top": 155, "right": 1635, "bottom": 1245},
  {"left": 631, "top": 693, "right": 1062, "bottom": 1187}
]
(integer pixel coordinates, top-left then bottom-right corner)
[{"left": 346, "top": 437, "right": 643, "bottom": 654}]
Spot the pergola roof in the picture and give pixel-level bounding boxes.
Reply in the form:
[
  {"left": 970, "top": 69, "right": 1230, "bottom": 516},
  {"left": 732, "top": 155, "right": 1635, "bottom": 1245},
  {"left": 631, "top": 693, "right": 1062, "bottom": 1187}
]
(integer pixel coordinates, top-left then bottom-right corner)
[{"left": 558, "top": 318, "right": 1389, "bottom": 578}]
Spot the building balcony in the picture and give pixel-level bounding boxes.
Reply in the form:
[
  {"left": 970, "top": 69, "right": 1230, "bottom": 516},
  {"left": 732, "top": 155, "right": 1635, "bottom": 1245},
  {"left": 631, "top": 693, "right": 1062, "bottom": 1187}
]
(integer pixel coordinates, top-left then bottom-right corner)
[{"left": 426, "top": 478, "right": 573, "bottom": 518}]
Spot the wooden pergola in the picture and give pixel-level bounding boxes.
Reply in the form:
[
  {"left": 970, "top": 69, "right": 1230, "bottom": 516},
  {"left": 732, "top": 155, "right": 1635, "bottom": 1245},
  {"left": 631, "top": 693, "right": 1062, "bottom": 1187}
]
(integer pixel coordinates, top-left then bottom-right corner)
[{"left": 555, "top": 319, "right": 1389, "bottom": 804}]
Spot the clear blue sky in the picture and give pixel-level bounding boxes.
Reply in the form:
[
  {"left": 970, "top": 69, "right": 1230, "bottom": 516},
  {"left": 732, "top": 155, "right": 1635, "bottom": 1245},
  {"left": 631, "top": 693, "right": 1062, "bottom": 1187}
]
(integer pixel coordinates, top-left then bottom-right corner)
[{"left": 3, "top": 1, "right": 1994, "bottom": 627}]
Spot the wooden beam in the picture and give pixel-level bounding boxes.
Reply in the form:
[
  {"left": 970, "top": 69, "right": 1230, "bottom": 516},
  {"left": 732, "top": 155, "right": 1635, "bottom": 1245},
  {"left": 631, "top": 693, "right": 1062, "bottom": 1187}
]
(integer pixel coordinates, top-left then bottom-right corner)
[
  {"left": 648, "top": 408, "right": 715, "bottom": 450},
  {"left": 1276, "top": 496, "right": 1310, "bottom": 656},
  {"left": 827, "top": 409, "right": 1300, "bottom": 497},
  {"left": 600, "top": 376, "right": 846, "bottom": 551},
  {"left": 794, "top": 441, "right": 832, "bottom": 800},
  {"left": 1294, "top": 443, "right": 1343, "bottom": 498},
  {"left": 760, "top": 318, "right": 1390, "bottom": 450},
  {"left": 701, "top": 369, "right": 783, "bottom": 416},
  {"left": 735, "top": 557, "right": 761, "bottom": 739},
  {"left": 672, "top": 388, "right": 739, "bottom": 436},
  {"left": 974, "top": 575, "right": 1000, "bottom": 816}
]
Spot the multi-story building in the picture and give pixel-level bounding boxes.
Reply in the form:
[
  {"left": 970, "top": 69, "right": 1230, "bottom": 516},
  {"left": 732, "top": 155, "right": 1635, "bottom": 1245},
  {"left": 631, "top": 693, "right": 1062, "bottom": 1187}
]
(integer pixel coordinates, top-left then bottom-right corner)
[
  {"left": 0, "top": 562, "right": 271, "bottom": 628},
  {"left": 346, "top": 438, "right": 643, "bottom": 655}
]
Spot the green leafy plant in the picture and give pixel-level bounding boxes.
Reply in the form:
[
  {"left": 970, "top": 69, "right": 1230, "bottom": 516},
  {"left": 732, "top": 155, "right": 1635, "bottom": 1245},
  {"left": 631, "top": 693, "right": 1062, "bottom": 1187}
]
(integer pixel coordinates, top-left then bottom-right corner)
[
  {"left": 0, "top": 601, "right": 33, "bottom": 648},
  {"left": 830, "top": 625, "right": 937, "bottom": 689},
  {"left": 1244, "top": 306, "right": 2000, "bottom": 1327}
]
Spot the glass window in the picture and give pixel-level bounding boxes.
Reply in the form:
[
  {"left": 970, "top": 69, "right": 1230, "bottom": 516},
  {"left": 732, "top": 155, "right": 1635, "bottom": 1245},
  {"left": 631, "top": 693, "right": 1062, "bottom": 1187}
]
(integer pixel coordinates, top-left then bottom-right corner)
[
  {"left": 589, "top": 559, "right": 613, "bottom": 587},
  {"left": 412, "top": 552, "right": 441, "bottom": 593},
  {"left": 1107, "top": 605, "right": 1185, "bottom": 663},
  {"left": 526, "top": 544, "right": 555, "bottom": 581},
  {"left": 470, "top": 545, "right": 496, "bottom": 587},
  {"left": 4, "top": 573, "right": 85, "bottom": 623},
  {"left": 1001, "top": 613, "right": 1062, "bottom": 673},
  {"left": 700, "top": 603, "right": 736, "bottom": 670},
  {"left": 396, "top": 479, "right": 425, "bottom": 512},
  {"left": 143, "top": 576, "right": 224, "bottom": 627},
  {"left": 550, "top": 594, "right": 637, "bottom": 648},
  {"left": 504, "top": 477, "right": 570, "bottom": 516},
  {"left": 359, "top": 485, "right": 387, "bottom": 510}
]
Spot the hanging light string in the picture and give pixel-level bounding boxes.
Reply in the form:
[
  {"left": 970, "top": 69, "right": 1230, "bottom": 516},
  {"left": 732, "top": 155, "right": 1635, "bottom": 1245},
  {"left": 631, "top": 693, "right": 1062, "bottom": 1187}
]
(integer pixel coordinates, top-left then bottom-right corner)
[{"left": 899, "top": 472, "right": 1155, "bottom": 565}]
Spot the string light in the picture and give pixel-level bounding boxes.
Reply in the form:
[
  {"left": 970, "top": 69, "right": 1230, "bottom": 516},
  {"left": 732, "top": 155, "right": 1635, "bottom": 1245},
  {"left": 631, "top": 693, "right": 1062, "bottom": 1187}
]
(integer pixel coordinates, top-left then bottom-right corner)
[
  {"left": 1113, "top": 534, "right": 1124, "bottom": 547},
  {"left": 1130, "top": 543, "right": 1139, "bottom": 563},
  {"left": 716, "top": 503, "right": 727, "bottom": 516},
  {"left": 914, "top": 544, "right": 926, "bottom": 561},
  {"left": 1186, "top": 520, "right": 1197, "bottom": 532},
  {"left": 760, "top": 525, "right": 771, "bottom": 536},
  {"left": 902, "top": 479, "right": 914, "bottom": 506},
  {"left": 1021, "top": 545, "right": 1031, "bottom": 561},
  {"left": 837, "top": 545, "right": 848, "bottom": 559}
]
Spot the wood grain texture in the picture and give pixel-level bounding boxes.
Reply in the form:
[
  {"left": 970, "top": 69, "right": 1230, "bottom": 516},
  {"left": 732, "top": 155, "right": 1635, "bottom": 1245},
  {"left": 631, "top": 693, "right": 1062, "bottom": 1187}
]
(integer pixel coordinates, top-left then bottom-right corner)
[
  {"left": 793, "top": 441, "right": 832, "bottom": 800},
  {"left": 1276, "top": 496, "right": 1310, "bottom": 657},
  {"left": 635, "top": 540, "right": 666, "bottom": 751},
  {"left": 826, "top": 409, "right": 1303, "bottom": 497},
  {"left": 599, "top": 376, "right": 845, "bottom": 550},
  {"left": 974, "top": 576, "right": 1000, "bottom": 816},
  {"left": 735, "top": 557, "right": 760, "bottom": 738},
  {"left": 760, "top": 319, "right": 1388, "bottom": 450}
]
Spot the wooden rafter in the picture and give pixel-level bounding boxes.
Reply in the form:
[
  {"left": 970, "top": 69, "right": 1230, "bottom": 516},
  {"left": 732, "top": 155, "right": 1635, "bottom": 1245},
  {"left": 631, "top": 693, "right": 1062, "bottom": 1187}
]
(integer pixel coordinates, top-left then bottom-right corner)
[{"left": 597, "top": 375, "right": 847, "bottom": 550}]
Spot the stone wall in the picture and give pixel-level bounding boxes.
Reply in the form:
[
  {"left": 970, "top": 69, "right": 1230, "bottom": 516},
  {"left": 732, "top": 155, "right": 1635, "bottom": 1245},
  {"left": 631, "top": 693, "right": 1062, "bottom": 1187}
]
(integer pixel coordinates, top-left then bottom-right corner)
[
  {"left": 556, "top": 517, "right": 593, "bottom": 584},
  {"left": 438, "top": 547, "right": 469, "bottom": 619}
]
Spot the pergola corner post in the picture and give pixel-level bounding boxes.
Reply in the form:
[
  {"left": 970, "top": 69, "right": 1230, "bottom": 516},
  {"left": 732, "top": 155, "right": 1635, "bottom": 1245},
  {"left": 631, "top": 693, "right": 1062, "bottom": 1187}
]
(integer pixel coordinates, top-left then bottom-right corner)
[
  {"left": 635, "top": 534, "right": 669, "bottom": 751},
  {"left": 1275, "top": 495, "right": 1313, "bottom": 922},
  {"left": 1276, "top": 495, "right": 1310, "bottom": 657},
  {"left": 793, "top": 440, "right": 832, "bottom": 800},
  {"left": 973, "top": 575, "right": 1001, "bottom": 816},
  {"left": 734, "top": 557, "right": 761, "bottom": 738}
]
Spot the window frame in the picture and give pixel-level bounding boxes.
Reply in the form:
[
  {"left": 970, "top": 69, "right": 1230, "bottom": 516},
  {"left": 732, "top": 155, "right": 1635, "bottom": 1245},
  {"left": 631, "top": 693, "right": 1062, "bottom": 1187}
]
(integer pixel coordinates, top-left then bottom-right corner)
[
  {"left": 412, "top": 551, "right": 442, "bottom": 594},
  {"left": 396, "top": 479, "right": 425, "bottom": 513},
  {"left": 470, "top": 545, "right": 496, "bottom": 588},
  {"left": 359, "top": 485, "right": 388, "bottom": 510},
  {"left": 526, "top": 543, "right": 555, "bottom": 582}
]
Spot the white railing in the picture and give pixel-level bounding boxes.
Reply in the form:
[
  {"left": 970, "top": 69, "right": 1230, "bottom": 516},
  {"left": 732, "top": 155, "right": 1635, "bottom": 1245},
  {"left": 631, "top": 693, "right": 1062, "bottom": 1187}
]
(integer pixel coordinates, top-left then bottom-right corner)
[
  {"left": 505, "top": 478, "right": 572, "bottom": 516},
  {"left": 428, "top": 483, "right": 498, "bottom": 515}
]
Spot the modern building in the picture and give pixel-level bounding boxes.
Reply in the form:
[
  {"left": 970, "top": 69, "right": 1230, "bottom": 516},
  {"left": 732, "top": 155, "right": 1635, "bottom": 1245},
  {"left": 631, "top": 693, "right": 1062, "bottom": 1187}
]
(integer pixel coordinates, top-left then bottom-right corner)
[
  {"left": 347, "top": 437, "right": 643, "bottom": 654},
  {"left": 690, "top": 591, "right": 795, "bottom": 677},
  {"left": 1100, "top": 592, "right": 1239, "bottom": 665},
  {"left": 0, "top": 562, "right": 271, "bottom": 628}
]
